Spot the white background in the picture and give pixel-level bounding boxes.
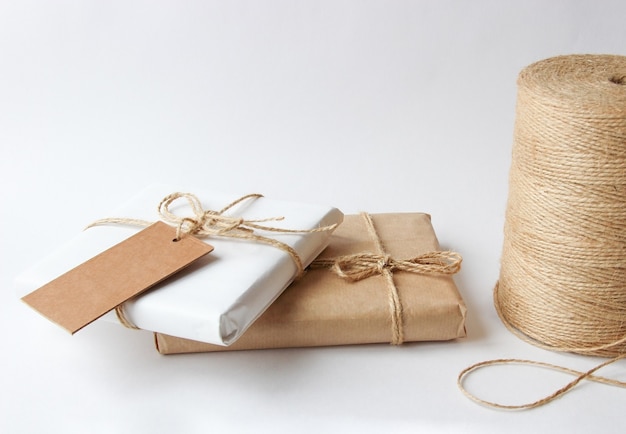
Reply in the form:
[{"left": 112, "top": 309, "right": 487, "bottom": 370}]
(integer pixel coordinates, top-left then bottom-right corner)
[{"left": 1, "top": 1, "right": 625, "bottom": 433}]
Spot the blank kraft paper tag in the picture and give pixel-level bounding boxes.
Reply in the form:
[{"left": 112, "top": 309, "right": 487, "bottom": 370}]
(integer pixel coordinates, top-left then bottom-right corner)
[{"left": 22, "top": 221, "right": 213, "bottom": 334}]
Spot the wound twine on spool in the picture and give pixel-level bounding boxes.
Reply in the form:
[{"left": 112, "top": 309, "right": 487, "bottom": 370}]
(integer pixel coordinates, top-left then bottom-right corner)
[{"left": 459, "top": 54, "right": 626, "bottom": 409}]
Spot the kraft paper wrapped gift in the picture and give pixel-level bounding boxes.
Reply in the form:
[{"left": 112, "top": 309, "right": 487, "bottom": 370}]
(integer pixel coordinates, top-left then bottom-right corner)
[
  {"left": 154, "top": 212, "right": 467, "bottom": 354},
  {"left": 15, "top": 185, "right": 343, "bottom": 345}
]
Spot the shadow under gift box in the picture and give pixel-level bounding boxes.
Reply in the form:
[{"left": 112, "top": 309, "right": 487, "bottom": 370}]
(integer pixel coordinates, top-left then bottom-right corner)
[
  {"left": 15, "top": 185, "right": 344, "bottom": 346},
  {"left": 155, "top": 213, "right": 467, "bottom": 354}
]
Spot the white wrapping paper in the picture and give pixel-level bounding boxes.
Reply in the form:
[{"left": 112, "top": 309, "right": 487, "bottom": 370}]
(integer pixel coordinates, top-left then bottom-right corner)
[{"left": 15, "top": 185, "right": 343, "bottom": 345}]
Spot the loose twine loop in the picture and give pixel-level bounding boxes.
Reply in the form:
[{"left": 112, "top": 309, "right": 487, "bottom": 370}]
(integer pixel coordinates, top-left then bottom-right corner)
[
  {"left": 311, "top": 213, "right": 462, "bottom": 345},
  {"left": 458, "top": 354, "right": 626, "bottom": 410},
  {"left": 87, "top": 192, "right": 338, "bottom": 329},
  {"left": 459, "top": 54, "right": 626, "bottom": 409}
]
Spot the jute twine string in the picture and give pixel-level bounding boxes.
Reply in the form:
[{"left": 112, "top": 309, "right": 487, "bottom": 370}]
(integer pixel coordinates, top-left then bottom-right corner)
[
  {"left": 87, "top": 192, "right": 338, "bottom": 329},
  {"left": 311, "top": 213, "right": 462, "bottom": 345},
  {"left": 458, "top": 354, "right": 626, "bottom": 410},
  {"left": 458, "top": 54, "right": 626, "bottom": 409}
]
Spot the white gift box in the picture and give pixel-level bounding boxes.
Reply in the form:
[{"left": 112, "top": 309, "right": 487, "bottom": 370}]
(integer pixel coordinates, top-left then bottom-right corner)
[{"left": 15, "top": 185, "right": 343, "bottom": 345}]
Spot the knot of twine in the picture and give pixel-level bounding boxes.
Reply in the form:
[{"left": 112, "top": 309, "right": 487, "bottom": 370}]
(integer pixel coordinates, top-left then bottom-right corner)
[
  {"left": 459, "top": 54, "right": 626, "bottom": 410},
  {"left": 88, "top": 192, "right": 338, "bottom": 329},
  {"left": 312, "top": 251, "right": 462, "bottom": 282},
  {"left": 311, "top": 213, "right": 462, "bottom": 345}
]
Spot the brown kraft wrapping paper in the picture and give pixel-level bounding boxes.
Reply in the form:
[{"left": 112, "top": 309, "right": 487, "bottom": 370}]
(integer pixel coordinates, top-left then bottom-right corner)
[{"left": 155, "top": 213, "right": 466, "bottom": 354}]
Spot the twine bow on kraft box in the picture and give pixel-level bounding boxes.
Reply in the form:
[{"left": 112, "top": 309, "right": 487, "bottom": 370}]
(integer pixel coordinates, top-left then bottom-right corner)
[
  {"left": 155, "top": 212, "right": 466, "bottom": 354},
  {"left": 15, "top": 185, "right": 343, "bottom": 346},
  {"left": 459, "top": 54, "right": 626, "bottom": 409}
]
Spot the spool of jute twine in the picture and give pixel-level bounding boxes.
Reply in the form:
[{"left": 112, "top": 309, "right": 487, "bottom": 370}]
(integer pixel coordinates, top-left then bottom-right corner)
[
  {"left": 498, "top": 54, "right": 626, "bottom": 357},
  {"left": 459, "top": 54, "right": 626, "bottom": 409}
]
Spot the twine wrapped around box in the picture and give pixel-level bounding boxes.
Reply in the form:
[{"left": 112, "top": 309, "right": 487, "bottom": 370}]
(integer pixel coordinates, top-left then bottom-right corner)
[
  {"left": 88, "top": 192, "right": 338, "bottom": 330},
  {"left": 154, "top": 212, "right": 466, "bottom": 354},
  {"left": 311, "top": 213, "right": 461, "bottom": 345}
]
